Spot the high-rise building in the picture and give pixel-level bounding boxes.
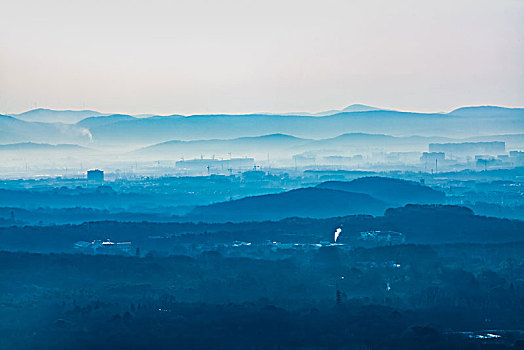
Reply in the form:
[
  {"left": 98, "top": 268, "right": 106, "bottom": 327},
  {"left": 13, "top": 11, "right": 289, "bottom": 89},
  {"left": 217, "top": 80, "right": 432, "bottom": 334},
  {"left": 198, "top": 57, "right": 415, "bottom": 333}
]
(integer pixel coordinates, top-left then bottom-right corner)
[{"left": 87, "top": 169, "right": 104, "bottom": 182}]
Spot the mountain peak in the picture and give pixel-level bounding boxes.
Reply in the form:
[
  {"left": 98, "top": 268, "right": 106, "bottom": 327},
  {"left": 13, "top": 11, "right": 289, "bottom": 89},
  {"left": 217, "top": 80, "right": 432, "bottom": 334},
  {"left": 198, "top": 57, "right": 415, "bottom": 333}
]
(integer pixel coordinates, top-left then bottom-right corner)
[{"left": 342, "top": 104, "right": 381, "bottom": 112}]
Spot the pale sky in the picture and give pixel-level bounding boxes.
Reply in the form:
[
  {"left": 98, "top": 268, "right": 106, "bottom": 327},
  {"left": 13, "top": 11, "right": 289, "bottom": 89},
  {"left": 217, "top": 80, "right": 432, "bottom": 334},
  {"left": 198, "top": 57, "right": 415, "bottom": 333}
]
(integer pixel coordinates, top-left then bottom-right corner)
[{"left": 1, "top": 0, "right": 523, "bottom": 115}]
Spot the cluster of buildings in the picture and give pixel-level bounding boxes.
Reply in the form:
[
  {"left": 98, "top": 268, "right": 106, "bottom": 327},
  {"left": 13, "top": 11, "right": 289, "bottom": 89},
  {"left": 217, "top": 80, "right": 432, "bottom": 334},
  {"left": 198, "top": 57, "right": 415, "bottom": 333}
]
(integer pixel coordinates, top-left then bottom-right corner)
[
  {"left": 422, "top": 142, "right": 524, "bottom": 171},
  {"left": 428, "top": 142, "right": 506, "bottom": 158},
  {"left": 74, "top": 239, "right": 133, "bottom": 255},
  {"left": 359, "top": 231, "right": 406, "bottom": 246},
  {"left": 82, "top": 139, "right": 522, "bottom": 180},
  {"left": 175, "top": 157, "right": 255, "bottom": 174}
]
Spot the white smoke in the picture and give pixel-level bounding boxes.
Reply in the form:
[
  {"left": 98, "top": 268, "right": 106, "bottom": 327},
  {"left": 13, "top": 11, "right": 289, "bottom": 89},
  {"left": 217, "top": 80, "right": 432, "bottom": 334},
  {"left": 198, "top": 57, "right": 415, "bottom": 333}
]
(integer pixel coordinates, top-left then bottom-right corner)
[
  {"left": 56, "top": 124, "right": 93, "bottom": 143},
  {"left": 81, "top": 128, "right": 93, "bottom": 143},
  {"left": 334, "top": 227, "right": 342, "bottom": 243}
]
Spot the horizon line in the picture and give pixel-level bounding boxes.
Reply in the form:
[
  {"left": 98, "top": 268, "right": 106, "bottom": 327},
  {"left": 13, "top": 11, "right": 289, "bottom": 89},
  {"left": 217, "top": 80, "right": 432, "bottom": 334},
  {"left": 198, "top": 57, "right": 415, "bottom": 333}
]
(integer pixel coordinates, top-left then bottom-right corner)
[{"left": 4, "top": 103, "right": 524, "bottom": 118}]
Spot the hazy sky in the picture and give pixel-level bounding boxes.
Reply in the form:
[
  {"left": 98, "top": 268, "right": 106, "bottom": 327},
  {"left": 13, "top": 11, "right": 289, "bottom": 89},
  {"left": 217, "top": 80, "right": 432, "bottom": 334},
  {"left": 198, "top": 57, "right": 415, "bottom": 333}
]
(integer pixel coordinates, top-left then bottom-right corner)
[{"left": 1, "top": 0, "right": 523, "bottom": 115}]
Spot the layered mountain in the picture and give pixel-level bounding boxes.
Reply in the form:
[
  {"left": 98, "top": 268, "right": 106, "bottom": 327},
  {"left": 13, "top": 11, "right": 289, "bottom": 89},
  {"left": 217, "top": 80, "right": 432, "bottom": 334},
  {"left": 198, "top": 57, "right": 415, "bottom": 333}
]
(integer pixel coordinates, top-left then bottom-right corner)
[
  {"left": 3, "top": 106, "right": 522, "bottom": 147},
  {"left": 0, "top": 115, "right": 93, "bottom": 144},
  {"left": 84, "top": 107, "right": 524, "bottom": 146}
]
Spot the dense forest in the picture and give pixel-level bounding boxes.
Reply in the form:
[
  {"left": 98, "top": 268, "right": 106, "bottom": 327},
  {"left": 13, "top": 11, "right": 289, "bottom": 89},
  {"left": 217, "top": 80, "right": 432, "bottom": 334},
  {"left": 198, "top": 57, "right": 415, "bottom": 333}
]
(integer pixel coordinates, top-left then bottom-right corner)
[
  {"left": 1, "top": 175, "right": 523, "bottom": 348},
  {"left": 1, "top": 241, "right": 524, "bottom": 349}
]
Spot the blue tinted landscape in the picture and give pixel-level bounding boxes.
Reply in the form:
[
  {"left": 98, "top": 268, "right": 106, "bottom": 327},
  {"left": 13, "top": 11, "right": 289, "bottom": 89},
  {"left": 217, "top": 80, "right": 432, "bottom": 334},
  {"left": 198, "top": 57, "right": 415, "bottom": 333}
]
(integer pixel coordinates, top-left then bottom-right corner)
[
  {"left": 2, "top": 0, "right": 524, "bottom": 347},
  {"left": 1, "top": 105, "right": 524, "bottom": 349}
]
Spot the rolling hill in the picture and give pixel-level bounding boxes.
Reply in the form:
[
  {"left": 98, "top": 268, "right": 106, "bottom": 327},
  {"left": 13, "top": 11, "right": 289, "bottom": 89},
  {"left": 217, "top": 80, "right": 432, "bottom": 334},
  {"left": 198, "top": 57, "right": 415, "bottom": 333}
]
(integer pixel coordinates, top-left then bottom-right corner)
[
  {"left": 382, "top": 204, "right": 524, "bottom": 243},
  {"left": 188, "top": 187, "right": 388, "bottom": 222},
  {"left": 317, "top": 177, "right": 446, "bottom": 205},
  {"left": 341, "top": 104, "right": 382, "bottom": 112},
  {"left": 135, "top": 134, "right": 310, "bottom": 157}
]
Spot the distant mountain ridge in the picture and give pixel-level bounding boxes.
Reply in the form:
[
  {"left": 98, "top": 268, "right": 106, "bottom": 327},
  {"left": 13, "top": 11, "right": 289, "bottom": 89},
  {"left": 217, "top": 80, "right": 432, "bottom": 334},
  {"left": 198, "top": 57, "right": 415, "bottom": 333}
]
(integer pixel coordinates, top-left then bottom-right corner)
[
  {"left": 10, "top": 108, "right": 104, "bottom": 123},
  {"left": 84, "top": 108, "right": 524, "bottom": 145},
  {"left": 0, "top": 142, "right": 87, "bottom": 151},
  {"left": 449, "top": 106, "right": 524, "bottom": 116},
  {"left": 2, "top": 105, "right": 523, "bottom": 146},
  {"left": 9, "top": 104, "right": 521, "bottom": 121},
  {"left": 275, "top": 104, "right": 383, "bottom": 116}
]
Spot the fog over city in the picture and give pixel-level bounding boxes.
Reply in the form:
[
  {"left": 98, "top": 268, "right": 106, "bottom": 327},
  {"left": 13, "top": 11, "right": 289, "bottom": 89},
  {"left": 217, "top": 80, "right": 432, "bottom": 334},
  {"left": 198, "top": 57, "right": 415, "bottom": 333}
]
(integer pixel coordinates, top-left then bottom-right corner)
[{"left": 1, "top": 0, "right": 524, "bottom": 349}]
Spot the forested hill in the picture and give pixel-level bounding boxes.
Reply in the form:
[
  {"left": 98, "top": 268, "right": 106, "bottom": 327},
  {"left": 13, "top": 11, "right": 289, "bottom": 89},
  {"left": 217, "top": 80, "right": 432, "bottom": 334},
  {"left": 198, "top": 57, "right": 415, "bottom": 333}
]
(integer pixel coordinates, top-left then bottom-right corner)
[{"left": 317, "top": 177, "right": 445, "bottom": 205}]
